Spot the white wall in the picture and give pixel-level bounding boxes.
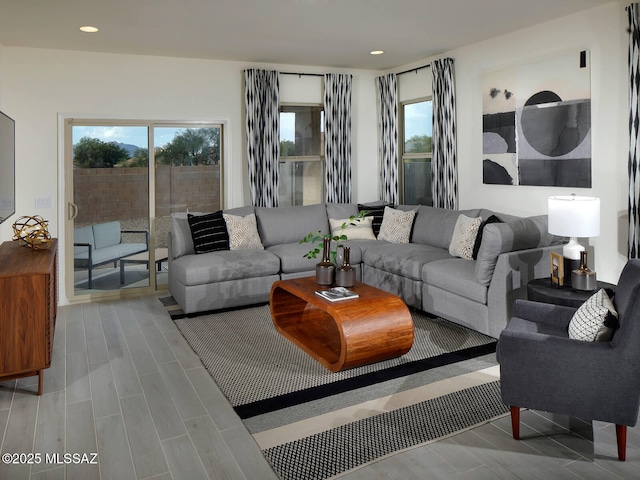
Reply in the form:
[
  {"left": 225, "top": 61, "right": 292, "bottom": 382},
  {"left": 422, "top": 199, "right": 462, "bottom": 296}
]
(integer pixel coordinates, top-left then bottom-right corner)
[
  {"left": 0, "top": 48, "right": 378, "bottom": 303},
  {"left": 406, "top": 1, "right": 627, "bottom": 283}
]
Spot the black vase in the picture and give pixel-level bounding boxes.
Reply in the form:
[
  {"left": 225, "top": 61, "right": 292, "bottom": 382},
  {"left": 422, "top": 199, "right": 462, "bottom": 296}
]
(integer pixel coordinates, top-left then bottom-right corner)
[
  {"left": 315, "top": 237, "right": 335, "bottom": 285},
  {"left": 335, "top": 246, "right": 355, "bottom": 287}
]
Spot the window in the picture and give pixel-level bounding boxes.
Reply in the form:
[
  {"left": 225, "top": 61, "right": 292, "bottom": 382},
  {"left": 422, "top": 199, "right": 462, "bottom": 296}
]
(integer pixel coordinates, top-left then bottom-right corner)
[
  {"left": 401, "top": 99, "right": 433, "bottom": 205},
  {"left": 279, "top": 105, "right": 324, "bottom": 206},
  {"left": 68, "top": 120, "right": 223, "bottom": 295}
]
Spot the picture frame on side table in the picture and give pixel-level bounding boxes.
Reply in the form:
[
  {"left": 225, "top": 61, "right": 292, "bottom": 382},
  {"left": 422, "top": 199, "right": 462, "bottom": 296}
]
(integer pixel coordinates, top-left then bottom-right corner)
[{"left": 550, "top": 251, "right": 564, "bottom": 287}]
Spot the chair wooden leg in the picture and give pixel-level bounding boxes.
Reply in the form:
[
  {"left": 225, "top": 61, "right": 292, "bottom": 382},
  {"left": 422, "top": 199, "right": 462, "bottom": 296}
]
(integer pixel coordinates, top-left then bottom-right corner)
[
  {"left": 616, "top": 424, "right": 627, "bottom": 461},
  {"left": 510, "top": 406, "right": 520, "bottom": 440}
]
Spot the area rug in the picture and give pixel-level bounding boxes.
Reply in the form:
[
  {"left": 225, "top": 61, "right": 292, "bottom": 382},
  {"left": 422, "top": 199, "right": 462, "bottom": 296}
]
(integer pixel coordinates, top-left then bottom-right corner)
[{"left": 161, "top": 298, "right": 508, "bottom": 479}]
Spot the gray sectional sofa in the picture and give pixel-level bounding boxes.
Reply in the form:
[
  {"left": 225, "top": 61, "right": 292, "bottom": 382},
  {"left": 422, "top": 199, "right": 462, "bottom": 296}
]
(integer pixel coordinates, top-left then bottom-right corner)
[{"left": 168, "top": 203, "right": 563, "bottom": 338}]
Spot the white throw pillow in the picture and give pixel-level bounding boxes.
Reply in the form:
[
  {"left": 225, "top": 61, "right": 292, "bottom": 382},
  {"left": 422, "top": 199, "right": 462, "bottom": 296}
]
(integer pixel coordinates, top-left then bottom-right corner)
[
  {"left": 449, "top": 214, "right": 482, "bottom": 260},
  {"left": 329, "top": 216, "right": 376, "bottom": 240},
  {"left": 222, "top": 213, "right": 264, "bottom": 250},
  {"left": 377, "top": 206, "right": 416, "bottom": 243},
  {"left": 568, "top": 289, "right": 618, "bottom": 342}
]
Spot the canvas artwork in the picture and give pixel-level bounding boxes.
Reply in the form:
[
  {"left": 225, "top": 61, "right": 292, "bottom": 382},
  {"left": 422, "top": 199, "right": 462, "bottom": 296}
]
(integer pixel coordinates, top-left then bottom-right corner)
[{"left": 482, "top": 51, "right": 591, "bottom": 187}]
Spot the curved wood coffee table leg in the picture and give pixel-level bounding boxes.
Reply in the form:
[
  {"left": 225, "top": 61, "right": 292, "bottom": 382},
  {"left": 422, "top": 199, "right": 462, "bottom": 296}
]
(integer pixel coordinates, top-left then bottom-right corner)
[{"left": 270, "top": 280, "right": 414, "bottom": 372}]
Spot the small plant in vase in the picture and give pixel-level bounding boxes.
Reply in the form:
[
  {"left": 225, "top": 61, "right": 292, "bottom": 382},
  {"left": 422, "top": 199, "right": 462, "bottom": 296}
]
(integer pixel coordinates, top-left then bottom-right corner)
[{"left": 299, "top": 211, "right": 369, "bottom": 286}]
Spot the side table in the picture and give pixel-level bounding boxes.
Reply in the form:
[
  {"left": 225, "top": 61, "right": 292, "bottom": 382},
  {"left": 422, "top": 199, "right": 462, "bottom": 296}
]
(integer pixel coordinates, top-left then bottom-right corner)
[{"left": 527, "top": 277, "right": 616, "bottom": 308}]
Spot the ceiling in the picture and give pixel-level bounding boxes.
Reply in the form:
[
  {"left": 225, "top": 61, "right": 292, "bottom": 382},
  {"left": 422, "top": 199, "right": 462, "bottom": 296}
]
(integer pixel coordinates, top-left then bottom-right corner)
[{"left": 0, "top": 0, "right": 614, "bottom": 70}]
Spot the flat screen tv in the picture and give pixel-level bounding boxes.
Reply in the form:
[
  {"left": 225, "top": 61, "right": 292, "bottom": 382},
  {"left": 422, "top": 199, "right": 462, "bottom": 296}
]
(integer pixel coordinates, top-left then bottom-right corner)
[{"left": 0, "top": 110, "right": 15, "bottom": 224}]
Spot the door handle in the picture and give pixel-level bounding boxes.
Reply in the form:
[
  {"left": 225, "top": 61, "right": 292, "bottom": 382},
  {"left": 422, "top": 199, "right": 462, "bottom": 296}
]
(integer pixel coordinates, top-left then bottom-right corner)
[{"left": 68, "top": 202, "right": 78, "bottom": 220}]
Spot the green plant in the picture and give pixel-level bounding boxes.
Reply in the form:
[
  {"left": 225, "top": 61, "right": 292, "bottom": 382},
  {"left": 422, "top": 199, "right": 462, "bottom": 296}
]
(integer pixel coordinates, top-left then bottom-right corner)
[{"left": 299, "top": 210, "right": 369, "bottom": 263}]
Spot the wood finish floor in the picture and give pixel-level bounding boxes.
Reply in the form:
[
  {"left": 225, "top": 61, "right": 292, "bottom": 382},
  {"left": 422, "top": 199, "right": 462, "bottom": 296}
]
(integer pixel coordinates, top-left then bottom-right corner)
[{"left": 0, "top": 294, "right": 639, "bottom": 480}]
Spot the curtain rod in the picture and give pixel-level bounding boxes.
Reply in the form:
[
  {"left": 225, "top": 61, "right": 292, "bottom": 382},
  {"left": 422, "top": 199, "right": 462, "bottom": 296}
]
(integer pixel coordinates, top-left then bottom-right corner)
[
  {"left": 396, "top": 63, "right": 431, "bottom": 76},
  {"left": 280, "top": 72, "right": 324, "bottom": 77}
]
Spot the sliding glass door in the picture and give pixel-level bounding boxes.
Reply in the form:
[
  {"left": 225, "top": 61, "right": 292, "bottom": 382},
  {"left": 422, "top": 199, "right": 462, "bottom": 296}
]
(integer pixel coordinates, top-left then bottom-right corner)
[{"left": 65, "top": 120, "right": 223, "bottom": 300}]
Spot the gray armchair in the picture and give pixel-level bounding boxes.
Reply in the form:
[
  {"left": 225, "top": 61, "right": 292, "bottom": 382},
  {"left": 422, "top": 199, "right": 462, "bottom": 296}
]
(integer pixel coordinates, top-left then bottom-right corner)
[{"left": 497, "top": 259, "right": 640, "bottom": 461}]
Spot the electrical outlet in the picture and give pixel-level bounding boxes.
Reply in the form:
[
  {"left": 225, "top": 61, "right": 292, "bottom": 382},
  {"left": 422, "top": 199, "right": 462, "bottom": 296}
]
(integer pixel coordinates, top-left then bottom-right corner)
[{"left": 35, "top": 196, "right": 53, "bottom": 209}]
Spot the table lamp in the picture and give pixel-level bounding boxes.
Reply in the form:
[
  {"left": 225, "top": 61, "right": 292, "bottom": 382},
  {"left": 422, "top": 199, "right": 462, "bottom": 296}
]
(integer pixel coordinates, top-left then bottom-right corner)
[{"left": 547, "top": 195, "right": 600, "bottom": 290}]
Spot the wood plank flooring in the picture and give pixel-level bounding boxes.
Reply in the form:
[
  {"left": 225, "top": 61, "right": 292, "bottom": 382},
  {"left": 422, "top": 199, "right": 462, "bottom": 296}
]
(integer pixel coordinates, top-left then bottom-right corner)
[{"left": 0, "top": 294, "right": 639, "bottom": 479}]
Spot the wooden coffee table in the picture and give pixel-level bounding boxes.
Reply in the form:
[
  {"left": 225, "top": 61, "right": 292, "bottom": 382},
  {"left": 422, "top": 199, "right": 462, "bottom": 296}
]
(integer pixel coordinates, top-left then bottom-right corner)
[{"left": 270, "top": 277, "right": 414, "bottom": 372}]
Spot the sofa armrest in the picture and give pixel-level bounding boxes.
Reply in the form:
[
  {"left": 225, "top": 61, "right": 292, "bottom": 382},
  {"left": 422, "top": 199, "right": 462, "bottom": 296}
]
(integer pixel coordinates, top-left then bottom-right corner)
[
  {"left": 485, "top": 244, "right": 563, "bottom": 338},
  {"left": 73, "top": 242, "right": 93, "bottom": 266}
]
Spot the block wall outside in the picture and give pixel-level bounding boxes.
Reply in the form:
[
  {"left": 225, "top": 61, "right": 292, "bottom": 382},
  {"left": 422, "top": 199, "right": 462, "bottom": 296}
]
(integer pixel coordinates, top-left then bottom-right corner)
[{"left": 73, "top": 165, "right": 221, "bottom": 225}]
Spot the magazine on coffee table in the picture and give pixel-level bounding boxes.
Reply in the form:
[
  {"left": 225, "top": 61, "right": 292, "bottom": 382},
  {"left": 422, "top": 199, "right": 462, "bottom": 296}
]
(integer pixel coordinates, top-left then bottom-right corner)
[{"left": 315, "top": 286, "right": 359, "bottom": 302}]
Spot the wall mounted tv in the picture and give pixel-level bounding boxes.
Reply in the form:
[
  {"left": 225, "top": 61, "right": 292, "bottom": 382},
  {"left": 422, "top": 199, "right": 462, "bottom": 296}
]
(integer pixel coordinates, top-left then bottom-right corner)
[{"left": 0, "top": 110, "right": 15, "bottom": 224}]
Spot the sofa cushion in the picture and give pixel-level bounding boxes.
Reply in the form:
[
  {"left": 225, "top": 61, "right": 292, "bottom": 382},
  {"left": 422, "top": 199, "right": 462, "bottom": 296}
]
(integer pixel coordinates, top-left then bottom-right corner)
[
  {"left": 475, "top": 215, "right": 559, "bottom": 286},
  {"left": 422, "top": 258, "right": 488, "bottom": 304},
  {"left": 449, "top": 214, "right": 482, "bottom": 260},
  {"left": 172, "top": 212, "right": 208, "bottom": 259},
  {"left": 223, "top": 213, "right": 264, "bottom": 250},
  {"left": 329, "top": 216, "right": 376, "bottom": 240},
  {"left": 326, "top": 203, "right": 358, "bottom": 220},
  {"left": 363, "top": 243, "right": 452, "bottom": 281},
  {"left": 188, "top": 211, "right": 229, "bottom": 254},
  {"left": 411, "top": 206, "right": 481, "bottom": 249},
  {"left": 472, "top": 215, "right": 503, "bottom": 260},
  {"left": 171, "top": 249, "right": 280, "bottom": 285},
  {"left": 256, "top": 204, "right": 329, "bottom": 248},
  {"left": 93, "top": 221, "right": 121, "bottom": 250},
  {"left": 224, "top": 206, "right": 255, "bottom": 217},
  {"left": 378, "top": 206, "right": 416, "bottom": 243}
]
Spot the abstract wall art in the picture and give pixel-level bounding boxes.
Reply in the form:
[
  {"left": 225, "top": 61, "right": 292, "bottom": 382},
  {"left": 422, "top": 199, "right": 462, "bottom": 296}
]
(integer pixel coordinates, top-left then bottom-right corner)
[{"left": 482, "top": 51, "right": 591, "bottom": 187}]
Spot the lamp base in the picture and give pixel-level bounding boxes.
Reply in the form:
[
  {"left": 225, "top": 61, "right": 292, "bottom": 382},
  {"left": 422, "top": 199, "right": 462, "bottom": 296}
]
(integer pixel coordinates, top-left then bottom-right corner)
[
  {"left": 563, "top": 257, "right": 580, "bottom": 287},
  {"left": 572, "top": 268, "right": 597, "bottom": 291}
]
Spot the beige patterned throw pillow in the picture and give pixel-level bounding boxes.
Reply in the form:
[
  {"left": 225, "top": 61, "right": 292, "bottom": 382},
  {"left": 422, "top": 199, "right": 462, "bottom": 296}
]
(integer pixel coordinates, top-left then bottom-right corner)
[
  {"left": 449, "top": 214, "right": 482, "bottom": 260},
  {"left": 329, "top": 216, "right": 376, "bottom": 240},
  {"left": 222, "top": 213, "right": 264, "bottom": 250},
  {"left": 377, "top": 207, "right": 416, "bottom": 243}
]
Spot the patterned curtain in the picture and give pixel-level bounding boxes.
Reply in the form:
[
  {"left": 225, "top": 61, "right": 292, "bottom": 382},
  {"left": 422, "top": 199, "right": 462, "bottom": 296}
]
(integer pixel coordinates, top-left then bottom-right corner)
[
  {"left": 324, "top": 74, "right": 352, "bottom": 203},
  {"left": 628, "top": 4, "right": 640, "bottom": 259},
  {"left": 376, "top": 74, "right": 399, "bottom": 204},
  {"left": 431, "top": 58, "right": 458, "bottom": 210},
  {"left": 244, "top": 69, "right": 280, "bottom": 207}
]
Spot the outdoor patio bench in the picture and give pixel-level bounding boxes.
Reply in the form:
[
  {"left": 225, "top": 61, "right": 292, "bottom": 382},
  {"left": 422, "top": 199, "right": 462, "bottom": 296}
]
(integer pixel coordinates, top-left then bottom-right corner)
[{"left": 74, "top": 220, "right": 149, "bottom": 289}]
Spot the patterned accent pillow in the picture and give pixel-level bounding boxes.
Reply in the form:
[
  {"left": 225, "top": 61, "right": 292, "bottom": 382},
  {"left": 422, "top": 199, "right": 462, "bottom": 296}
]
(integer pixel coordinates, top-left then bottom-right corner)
[
  {"left": 377, "top": 206, "right": 416, "bottom": 243},
  {"left": 222, "top": 213, "right": 264, "bottom": 250},
  {"left": 329, "top": 216, "right": 376, "bottom": 240},
  {"left": 358, "top": 204, "right": 389, "bottom": 237},
  {"left": 568, "top": 289, "right": 619, "bottom": 342},
  {"left": 187, "top": 211, "right": 229, "bottom": 254},
  {"left": 449, "top": 214, "right": 482, "bottom": 260}
]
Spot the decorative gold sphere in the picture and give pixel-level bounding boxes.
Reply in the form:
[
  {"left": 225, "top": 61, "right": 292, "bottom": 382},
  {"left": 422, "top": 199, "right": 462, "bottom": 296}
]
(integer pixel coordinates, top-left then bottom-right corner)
[{"left": 12, "top": 215, "right": 52, "bottom": 250}]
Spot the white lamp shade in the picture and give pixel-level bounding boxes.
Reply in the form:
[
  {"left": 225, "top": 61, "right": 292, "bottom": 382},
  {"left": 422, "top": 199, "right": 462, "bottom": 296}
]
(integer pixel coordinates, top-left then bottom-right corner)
[{"left": 548, "top": 195, "right": 600, "bottom": 238}]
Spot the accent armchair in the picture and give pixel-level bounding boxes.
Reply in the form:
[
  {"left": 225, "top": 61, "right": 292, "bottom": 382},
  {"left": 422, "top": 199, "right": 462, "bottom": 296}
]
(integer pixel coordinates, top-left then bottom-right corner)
[{"left": 497, "top": 259, "right": 640, "bottom": 461}]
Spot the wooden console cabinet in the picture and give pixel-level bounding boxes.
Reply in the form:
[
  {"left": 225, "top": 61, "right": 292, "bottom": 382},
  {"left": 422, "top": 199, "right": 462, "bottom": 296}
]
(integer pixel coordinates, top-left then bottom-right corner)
[{"left": 0, "top": 239, "right": 57, "bottom": 394}]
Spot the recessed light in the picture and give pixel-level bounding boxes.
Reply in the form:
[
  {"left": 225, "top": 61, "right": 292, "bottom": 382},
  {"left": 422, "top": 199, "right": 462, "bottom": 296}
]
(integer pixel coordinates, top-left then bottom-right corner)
[
  {"left": 79, "top": 26, "right": 99, "bottom": 33},
  {"left": 370, "top": 50, "right": 384, "bottom": 55}
]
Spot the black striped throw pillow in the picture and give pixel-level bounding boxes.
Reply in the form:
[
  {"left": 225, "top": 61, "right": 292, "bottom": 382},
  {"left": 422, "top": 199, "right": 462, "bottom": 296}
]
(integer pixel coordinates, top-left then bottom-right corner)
[{"left": 188, "top": 211, "right": 229, "bottom": 254}]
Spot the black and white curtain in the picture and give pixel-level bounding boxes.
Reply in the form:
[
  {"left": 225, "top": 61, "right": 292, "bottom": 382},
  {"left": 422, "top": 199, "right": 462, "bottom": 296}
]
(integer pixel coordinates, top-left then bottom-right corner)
[
  {"left": 324, "top": 74, "right": 352, "bottom": 203},
  {"left": 244, "top": 69, "right": 280, "bottom": 207},
  {"left": 628, "top": 4, "right": 640, "bottom": 259},
  {"left": 431, "top": 58, "right": 458, "bottom": 210},
  {"left": 376, "top": 74, "right": 399, "bottom": 204}
]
